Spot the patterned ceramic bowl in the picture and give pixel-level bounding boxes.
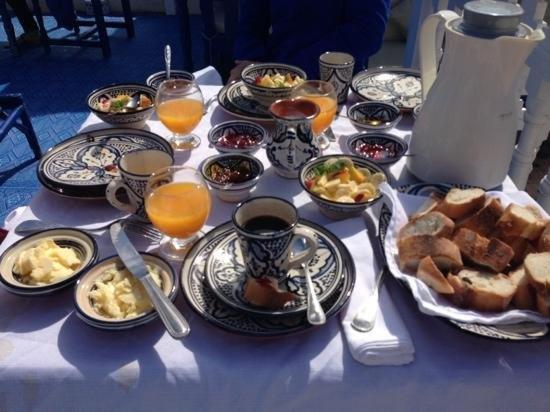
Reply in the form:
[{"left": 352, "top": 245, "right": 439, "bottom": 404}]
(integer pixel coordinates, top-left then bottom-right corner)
[
  {"left": 241, "top": 63, "right": 307, "bottom": 105},
  {"left": 87, "top": 83, "right": 156, "bottom": 128},
  {"left": 201, "top": 153, "right": 264, "bottom": 203},
  {"left": 346, "top": 132, "right": 408, "bottom": 166},
  {"left": 299, "top": 154, "right": 388, "bottom": 220},
  {"left": 146, "top": 70, "right": 195, "bottom": 90},
  {"left": 74, "top": 253, "right": 177, "bottom": 330},
  {"left": 207, "top": 120, "right": 267, "bottom": 154},
  {"left": 348, "top": 101, "right": 402, "bottom": 131}
]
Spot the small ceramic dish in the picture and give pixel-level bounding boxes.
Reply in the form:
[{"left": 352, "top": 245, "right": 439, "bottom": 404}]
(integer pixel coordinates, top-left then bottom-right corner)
[
  {"left": 348, "top": 101, "right": 402, "bottom": 130},
  {"left": 87, "top": 83, "right": 156, "bottom": 128},
  {"left": 346, "top": 132, "right": 408, "bottom": 166},
  {"left": 0, "top": 229, "right": 98, "bottom": 296},
  {"left": 201, "top": 153, "right": 264, "bottom": 203},
  {"left": 207, "top": 120, "right": 267, "bottom": 154},
  {"left": 146, "top": 70, "right": 195, "bottom": 90},
  {"left": 299, "top": 154, "right": 388, "bottom": 220},
  {"left": 241, "top": 62, "right": 307, "bottom": 105},
  {"left": 74, "top": 253, "right": 177, "bottom": 330}
]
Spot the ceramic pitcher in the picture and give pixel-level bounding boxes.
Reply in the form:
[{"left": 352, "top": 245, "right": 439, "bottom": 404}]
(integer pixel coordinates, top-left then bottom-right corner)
[
  {"left": 267, "top": 99, "right": 320, "bottom": 178},
  {"left": 407, "top": 0, "right": 545, "bottom": 189}
]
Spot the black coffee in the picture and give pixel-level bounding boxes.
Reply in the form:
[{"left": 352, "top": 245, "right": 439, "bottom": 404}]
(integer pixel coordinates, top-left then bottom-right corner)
[{"left": 243, "top": 216, "right": 290, "bottom": 234}]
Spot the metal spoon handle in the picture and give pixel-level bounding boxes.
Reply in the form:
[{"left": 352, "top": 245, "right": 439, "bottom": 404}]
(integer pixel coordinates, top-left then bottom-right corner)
[
  {"left": 351, "top": 266, "right": 386, "bottom": 332},
  {"left": 305, "top": 265, "right": 326, "bottom": 325},
  {"left": 165, "top": 45, "right": 171, "bottom": 79}
]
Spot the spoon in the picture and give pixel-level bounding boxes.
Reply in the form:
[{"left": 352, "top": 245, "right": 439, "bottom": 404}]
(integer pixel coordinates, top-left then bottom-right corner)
[
  {"left": 165, "top": 45, "right": 171, "bottom": 79},
  {"left": 125, "top": 92, "right": 140, "bottom": 111},
  {"left": 295, "top": 238, "right": 326, "bottom": 325}
]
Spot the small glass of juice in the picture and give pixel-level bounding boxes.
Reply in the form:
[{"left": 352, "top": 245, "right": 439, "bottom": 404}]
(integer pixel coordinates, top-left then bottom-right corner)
[{"left": 145, "top": 166, "right": 211, "bottom": 259}]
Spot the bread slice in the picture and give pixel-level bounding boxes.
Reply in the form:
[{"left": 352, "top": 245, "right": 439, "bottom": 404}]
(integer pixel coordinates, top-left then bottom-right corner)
[
  {"left": 536, "top": 293, "right": 550, "bottom": 316},
  {"left": 497, "top": 235, "right": 530, "bottom": 267},
  {"left": 496, "top": 203, "right": 545, "bottom": 241},
  {"left": 524, "top": 252, "right": 550, "bottom": 295},
  {"left": 398, "top": 211, "right": 455, "bottom": 241},
  {"left": 410, "top": 192, "right": 444, "bottom": 220},
  {"left": 453, "top": 228, "right": 514, "bottom": 273},
  {"left": 508, "top": 266, "right": 536, "bottom": 310},
  {"left": 398, "top": 235, "right": 463, "bottom": 272},
  {"left": 537, "top": 223, "right": 550, "bottom": 252},
  {"left": 416, "top": 256, "right": 454, "bottom": 294},
  {"left": 447, "top": 269, "right": 516, "bottom": 312},
  {"left": 435, "top": 188, "right": 486, "bottom": 220},
  {"left": 456, "top": 197, "right": 504, "bottom": 237}
]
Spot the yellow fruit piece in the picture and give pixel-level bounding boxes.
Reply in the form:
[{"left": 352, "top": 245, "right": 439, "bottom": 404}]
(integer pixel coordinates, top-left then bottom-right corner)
[{"left": 349, "top": 165, "right": 366, "bottom": 183}]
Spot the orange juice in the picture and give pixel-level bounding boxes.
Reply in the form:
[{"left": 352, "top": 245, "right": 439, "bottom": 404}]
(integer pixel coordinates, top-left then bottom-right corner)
[
  {"left": 157, "top": 99, "right": 204, "bottom": 134},
  {"left": 305, "top": 96, "right": 337, "bottom": 135},
  {"left": 146, "top": 182, "right": 211, "bottom": 238}
]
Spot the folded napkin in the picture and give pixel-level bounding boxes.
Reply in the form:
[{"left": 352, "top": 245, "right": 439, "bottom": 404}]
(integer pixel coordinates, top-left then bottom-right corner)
[
  {"left": 331, "top": 216, "right": 414, "bottom": 366},
  {"left": 193, "top": 66, "right": 223, "bottom": 86}
]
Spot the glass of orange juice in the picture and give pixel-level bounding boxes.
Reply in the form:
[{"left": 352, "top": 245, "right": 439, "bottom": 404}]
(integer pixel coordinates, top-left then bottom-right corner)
[
  {"left": 291, "top": 80, "right": 337, "bottom": 150},
  {"left": 145, "top": 166, "right": 211, "bottom": 259},
  {"left": 156, "top": 79, "right": 204, "bottom": 150}
]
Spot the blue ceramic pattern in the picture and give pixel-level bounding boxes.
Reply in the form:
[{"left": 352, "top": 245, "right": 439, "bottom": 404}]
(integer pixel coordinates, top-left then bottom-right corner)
[
  {"left": 347, "top": 132, "right": 408, "bottom": 166},
  {"left": 146, "top": 70, "right": 195, "bottom": 90},
  {"left": 207, "top": 120, "right": 267, "bottom": 154}
]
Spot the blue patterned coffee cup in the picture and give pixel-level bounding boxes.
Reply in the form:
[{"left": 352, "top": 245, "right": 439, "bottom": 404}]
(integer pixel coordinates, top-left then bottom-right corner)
[{"left": 319, "top": 51, "right": 355, "bottom": 105}]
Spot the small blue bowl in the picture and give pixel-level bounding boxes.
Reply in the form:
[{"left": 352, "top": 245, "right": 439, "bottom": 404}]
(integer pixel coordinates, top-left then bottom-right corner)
[
  {"left": 207, "top": 120, "right": 267, "bottom": 154},
  {"left": 346, "top": 132, "right": 408, "bottom": 166},
  {"left": 146, "top": 70, "right": 195, "bottom": 90},
  {"left": 348, "top": 101, "right": 402, "bottom": 131}
]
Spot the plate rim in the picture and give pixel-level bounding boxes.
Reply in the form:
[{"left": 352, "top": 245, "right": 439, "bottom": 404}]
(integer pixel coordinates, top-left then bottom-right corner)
[{"left": 217, "top": 80, "right": 273, "bottom": 122}]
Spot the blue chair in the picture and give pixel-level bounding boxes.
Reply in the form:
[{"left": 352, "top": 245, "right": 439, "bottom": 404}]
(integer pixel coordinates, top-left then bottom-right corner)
[{"left": 0, "top": 94, "right": 42, "bottom": 162}]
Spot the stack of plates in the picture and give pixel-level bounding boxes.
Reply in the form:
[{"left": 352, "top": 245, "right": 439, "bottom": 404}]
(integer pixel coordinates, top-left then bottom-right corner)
[
  {"left": 217, "top": 81, "right": 272, "bottom": 122},
  {"left": 180, "top": 220, "right": 355, "bottom": 337}
]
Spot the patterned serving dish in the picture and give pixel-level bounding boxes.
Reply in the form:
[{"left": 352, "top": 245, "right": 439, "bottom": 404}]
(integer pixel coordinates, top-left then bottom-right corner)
[
  {"left": 348, "top": 101, "right": 403, "bottom": 130},
  {"left": 241, "top": 63, "right": 307, "bottom": 105}
]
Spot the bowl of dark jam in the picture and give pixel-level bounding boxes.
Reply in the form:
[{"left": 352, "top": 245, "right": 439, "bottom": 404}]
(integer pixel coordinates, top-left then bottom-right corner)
[
  {"left": 346, "top": 132, "right": 408, "bottom": 166},
  {"left": 207, "top": 120, "right": 267, "bottom": 154},
  {"left": 201, "top": 153, "right": 264, "bottom": 202}
]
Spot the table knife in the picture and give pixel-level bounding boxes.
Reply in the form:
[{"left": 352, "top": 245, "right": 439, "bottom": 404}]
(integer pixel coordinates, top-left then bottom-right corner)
[
  {"left": 351, "top": 209, "right": 388, "bottom": 332},
  {"left": 110, "top": 223, "right": 190, "bottom": 339}
]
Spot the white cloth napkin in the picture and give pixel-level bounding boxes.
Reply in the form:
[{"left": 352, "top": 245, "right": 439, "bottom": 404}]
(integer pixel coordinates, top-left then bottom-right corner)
[
  {"left": 332, "top": 217, "right": 414, "bottom": 366},
  {"left": 193, "top": 65, "right": 223, "bottom": 86}
]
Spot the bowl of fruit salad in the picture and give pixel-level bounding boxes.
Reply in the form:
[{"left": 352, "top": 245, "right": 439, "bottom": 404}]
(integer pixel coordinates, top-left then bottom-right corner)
[
  {"left": 207, "top": 120, "right": 267, "bottom": 155},
  {"left": 299, "top": 155, "right": 388, "bottom": 220},
  {"left": 241, "top": 63, "right": 307, "bottom": 105}
]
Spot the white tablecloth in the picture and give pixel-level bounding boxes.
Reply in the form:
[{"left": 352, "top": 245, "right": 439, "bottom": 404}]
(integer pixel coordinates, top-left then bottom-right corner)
[{"left": 0, "top": 83, "right": 548, "bottom": 412}]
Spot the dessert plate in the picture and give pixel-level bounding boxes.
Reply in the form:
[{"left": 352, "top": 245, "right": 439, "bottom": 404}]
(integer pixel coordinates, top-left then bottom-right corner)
[
  {"left": 205, "top": 222, "right": 344, "bottom": 317},
  {"left": 180, "top": 221, "right": 355, "bottom": 337},
  {"left": 38, "top": 128, "right": 173, "bottom": 198},
  {"left": 217, "top": 81, "right": 272, "bottom": 121},
  {"left": 351, "top": 67, "right": 422, "bottom": 111}
]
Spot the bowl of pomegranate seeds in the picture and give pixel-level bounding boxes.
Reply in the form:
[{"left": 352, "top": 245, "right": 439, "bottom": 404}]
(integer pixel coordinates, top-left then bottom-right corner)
[
  {"left": 346, "top": 132, "right": 408, "bottom": 166},
  {"left": 207, "top": 120, "right": 267, "bottom": 155}
]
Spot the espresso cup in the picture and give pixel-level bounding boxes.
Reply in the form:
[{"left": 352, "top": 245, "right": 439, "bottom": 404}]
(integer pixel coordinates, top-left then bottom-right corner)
[
  {"left": 319, "top": 51, "right": 355, "bottom": 105},
  {"left": 232, "top": 197, "right": 318, "bottom": 284},
  {"left": 106, "top": 149, "right": 174, "bottom": 219}
]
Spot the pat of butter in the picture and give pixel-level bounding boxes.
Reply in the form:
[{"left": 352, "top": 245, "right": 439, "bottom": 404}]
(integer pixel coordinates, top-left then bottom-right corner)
[{"left": 14, "top": 240, "right": 81, "bottom": 285}]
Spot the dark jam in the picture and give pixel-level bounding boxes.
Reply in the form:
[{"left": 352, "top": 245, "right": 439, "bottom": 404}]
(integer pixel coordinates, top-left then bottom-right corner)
[
  {"left": 356, "top": 142, "right": 396, "bottom": 160},
  {"left": 217, "top": 133, "right": 259, "bottom": 149},
  {"left": 209, "top": 160, "right": 253, "bottom": 184}
]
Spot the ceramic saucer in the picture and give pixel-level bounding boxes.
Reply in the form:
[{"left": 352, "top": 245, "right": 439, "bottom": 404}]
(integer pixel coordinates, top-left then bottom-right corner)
[
  {"left": 180, "top": 221, "right": 355, "bottom": 337},
  {"left": 217, "top": 81, "right": 272, "bottom": 121},
  {"left": 205, "top": 223, "right": 344, "bottom": 316}
]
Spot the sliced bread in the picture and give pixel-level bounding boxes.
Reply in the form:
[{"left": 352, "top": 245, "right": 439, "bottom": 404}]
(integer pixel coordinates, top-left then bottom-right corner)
[
  {"left": 453, "top": 228, "right": 514, "bottom": 273},
  {"left": 416, "top": 256, "right": 454, "bottom": 294},
  {"left": 496, "top": 203, "right": 545, "bottom": 241},
  {"left": 508, "top": 266, "right": 536, "bottom": 310},
  {"left": 537, "top": 223, "right": 550, "bottom": 252},
  {"left": 410, "top": 192, "right": 444, "bottom": 220},
  {"left": 497, "top": 235, "right": 531, "bottom": 267},
  {"left": 398, "top": 235, "right": 463, "bottom": 272},
  {"left": 456, "top": 197, "right": 504, "bottom": 237},
  {"left": 524, "top": 252, "right": 550, "bottom": 296},
  {"left": 435, "top": 188, "right": 486, "bottom": 220},
  {"left": 447, "top": 269, "right": 516, "bottom": 312},
  {"left": 536, "top": 293, "right": 550, "bottom": 317},
  {"left": 398, "top": 211, "right": 455, "bottom": 241}
]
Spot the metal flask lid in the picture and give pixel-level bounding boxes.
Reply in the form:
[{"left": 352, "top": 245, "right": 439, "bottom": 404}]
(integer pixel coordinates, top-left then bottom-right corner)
[{"left": 457, "top": 0, "right": 525, "bottom": 38}]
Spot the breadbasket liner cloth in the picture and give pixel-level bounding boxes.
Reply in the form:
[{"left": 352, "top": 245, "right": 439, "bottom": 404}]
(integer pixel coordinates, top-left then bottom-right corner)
[
  {"left": 334, "top": 218, "right": 414, "bottom": 366},
  {"left": 381, "top": 184, "right": 550, "bottom": 325}
]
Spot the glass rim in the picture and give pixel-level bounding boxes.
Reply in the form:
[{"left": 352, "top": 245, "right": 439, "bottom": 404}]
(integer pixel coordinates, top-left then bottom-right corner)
[
  {"left": 145, "top": 165, "right": 206, "bottom": 196},
  {"left": 291, "top": 80, "right": 337, "bottom": 99}
]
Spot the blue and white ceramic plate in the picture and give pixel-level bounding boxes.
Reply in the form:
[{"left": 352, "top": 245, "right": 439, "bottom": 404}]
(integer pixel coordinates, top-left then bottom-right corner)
[
  {"left": 38, "top": 128, "right": 173, "bottom": 198},
  {"left": 217, "top": 81, "right": 272, "bottom": 121},
  {"left": 180, "top": 220, "right": 355, "bottom": 337},
  {"left": 205, "top": 223, "right": 344, "bottom": 317},
  {"left": 351, "top": 67, "right": 422, "bottom": 111}
]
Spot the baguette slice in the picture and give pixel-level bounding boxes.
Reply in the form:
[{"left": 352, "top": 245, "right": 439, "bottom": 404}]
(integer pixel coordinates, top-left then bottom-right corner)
[
  {"left": 410, "top": 192, "right": 444, "bottom": 220},
  {"left": 497, "top": 235, "right": 531, "bottom": 267},
  {"left": 435, "top": 188, "right": 486, "bottom": 220},
  {"left": 398, "top": 235, "right": 463, "bottom": 272},
  {"left": 509, "top": 266, "right": 536, "bottom": 310},
  {"left": 536, "top": 293, "right": 550, "bottom": 316},
  {"left": 524, "top": 252, "right": 550, "bottom": 296},
  {"left": 447, "top": 269, "right": 516, "bottom": 312},
  {"left": 496, "top": 203, "right": 545, "bottom": 241},
  {"left": 416, "top": 256, "right": 454, "bottom": 294},
  {"left": 453, "top": 228, "right": 514, "bottom": 273},
  {"left": 398, "top": 211, "right": 455, "bottom": 241},
  {"left": 537, "top": 223, "right": 550, "bottom": 252},
  {"left": 456, "top": 197, "right": 504, "bottom": 237}
]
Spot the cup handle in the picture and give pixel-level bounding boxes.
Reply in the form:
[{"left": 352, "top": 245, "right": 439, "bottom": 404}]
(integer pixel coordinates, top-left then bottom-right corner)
[
  {"left": 288, "top": 227, "right": 318, "bottom": 268},
  {"left": 105, "top": 179, "right": 141, "bottom": 215}
]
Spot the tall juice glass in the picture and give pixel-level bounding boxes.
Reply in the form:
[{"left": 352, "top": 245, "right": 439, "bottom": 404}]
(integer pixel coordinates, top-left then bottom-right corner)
[
  {"left": 291, "top": 80, "right": 337, "bottom": 150},
  {"left": 156, "top": 79, "right": 204, "bottom": 150},
  {"left": 145, "top": 166, "right": 211, "bottom": 259}
]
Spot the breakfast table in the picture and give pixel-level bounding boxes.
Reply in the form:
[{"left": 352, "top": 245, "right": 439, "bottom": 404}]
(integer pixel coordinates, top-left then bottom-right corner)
[{"left": 0, "top": 69, "right": 549, "bottom": 412}]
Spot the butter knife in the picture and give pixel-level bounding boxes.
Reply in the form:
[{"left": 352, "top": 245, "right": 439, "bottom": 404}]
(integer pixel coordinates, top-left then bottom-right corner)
[
  {"left": 351, "top": 209, "right": 388, "bottom": 332},
  {"left": 110, "top": 223, "right": 190, "bottom": 339}
]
